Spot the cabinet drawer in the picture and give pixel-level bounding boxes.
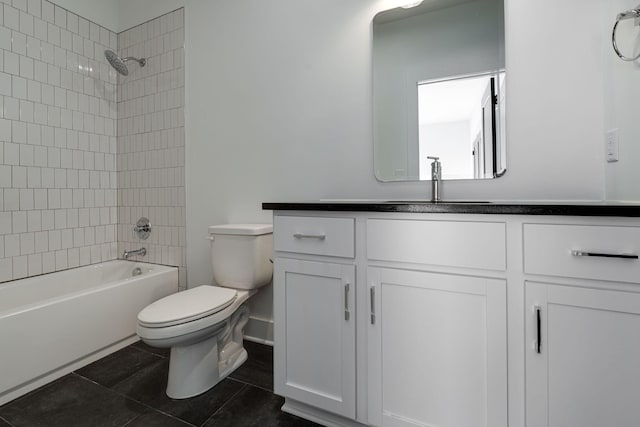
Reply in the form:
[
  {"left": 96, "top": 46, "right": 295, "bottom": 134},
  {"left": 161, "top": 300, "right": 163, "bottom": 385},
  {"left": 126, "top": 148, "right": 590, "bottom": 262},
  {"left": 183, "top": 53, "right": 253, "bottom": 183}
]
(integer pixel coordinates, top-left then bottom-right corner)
[
  {"left": 367, "top": 219, "right": 506, "bottom": 271},
  {"left": 274, "top": 216, "right": 355, "bottom": 258},
  {"left": 524, "top": 224, "right": 640, "bottom": 283}
]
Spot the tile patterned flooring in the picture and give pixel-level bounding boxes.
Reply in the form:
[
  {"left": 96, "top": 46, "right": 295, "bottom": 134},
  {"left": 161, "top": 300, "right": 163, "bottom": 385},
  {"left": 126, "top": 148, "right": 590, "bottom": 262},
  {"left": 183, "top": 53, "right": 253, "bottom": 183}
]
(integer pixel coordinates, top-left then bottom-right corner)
[{"left": 0, "top": 341, "right": 319, "bottom": 427}]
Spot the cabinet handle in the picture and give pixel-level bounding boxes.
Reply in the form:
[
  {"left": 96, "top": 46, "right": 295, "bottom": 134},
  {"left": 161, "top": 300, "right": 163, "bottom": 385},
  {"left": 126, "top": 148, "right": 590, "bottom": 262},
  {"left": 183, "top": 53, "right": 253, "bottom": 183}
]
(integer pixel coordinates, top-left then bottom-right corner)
[
  {"left": 571, "top": 250, "right": 638, "bottom": 260},
  {"left": 535, "top": 305, "right": 542, "bottom": 354},
  {"left": 293, "top": 233, "right": 326, "bottom": 240},
  {"left": 370, "top": 286, "right": 376, "bottom": 325},
  {"left": 344, "top": 283, "right": 350, "bottom": 321}
]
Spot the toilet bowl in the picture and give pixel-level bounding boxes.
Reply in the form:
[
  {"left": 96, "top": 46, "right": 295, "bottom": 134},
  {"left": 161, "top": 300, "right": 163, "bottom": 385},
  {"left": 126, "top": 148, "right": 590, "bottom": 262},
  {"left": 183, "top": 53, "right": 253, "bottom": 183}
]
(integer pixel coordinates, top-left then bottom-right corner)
[{"left": 136, "top": 224, "right": 273, "bottom": 399}]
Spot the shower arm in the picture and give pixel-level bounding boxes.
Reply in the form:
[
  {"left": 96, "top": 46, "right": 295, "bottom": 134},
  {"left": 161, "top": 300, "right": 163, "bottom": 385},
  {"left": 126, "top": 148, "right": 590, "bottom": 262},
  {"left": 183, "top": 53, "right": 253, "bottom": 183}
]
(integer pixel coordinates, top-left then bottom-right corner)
[{"left": 122, "top": 57, "right": 146, "bottom": 67}]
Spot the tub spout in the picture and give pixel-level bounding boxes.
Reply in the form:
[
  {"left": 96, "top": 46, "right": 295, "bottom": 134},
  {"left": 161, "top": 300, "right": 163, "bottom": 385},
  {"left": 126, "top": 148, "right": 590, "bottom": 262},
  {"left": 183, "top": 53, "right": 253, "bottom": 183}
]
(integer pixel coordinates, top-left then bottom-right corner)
[{"left": 123, "top": 247, "right": 146, "bottom": 260}]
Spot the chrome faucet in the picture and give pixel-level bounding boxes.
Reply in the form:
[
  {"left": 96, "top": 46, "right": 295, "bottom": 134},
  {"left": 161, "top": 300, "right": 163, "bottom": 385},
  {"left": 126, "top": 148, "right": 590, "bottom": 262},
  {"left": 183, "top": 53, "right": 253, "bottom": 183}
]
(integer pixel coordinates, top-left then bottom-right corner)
[
  {"left": 427, "top": 156, "right": 441, "bottom": 202},
  {"left": 123, "top": 247, "right": 146, "bottom": 260}
]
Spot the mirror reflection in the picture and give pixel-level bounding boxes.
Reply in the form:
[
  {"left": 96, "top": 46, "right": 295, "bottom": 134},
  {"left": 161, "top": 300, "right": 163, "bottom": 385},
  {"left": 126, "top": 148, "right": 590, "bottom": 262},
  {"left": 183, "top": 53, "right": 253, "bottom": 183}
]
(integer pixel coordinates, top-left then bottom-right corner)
[
  {"left": 373, "top": 0, "right": 506, "bottom": 182},
  {"left": 418, "top": 72, "right": 505, "bottom": 180}
]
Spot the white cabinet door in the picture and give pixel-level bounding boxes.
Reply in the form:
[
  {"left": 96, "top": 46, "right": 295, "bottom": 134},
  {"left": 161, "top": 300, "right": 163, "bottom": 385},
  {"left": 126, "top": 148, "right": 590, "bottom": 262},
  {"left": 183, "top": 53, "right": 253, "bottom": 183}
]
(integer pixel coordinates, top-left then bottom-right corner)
[
  {"left": 274, "top": 258, "right": 356, "bottom": 419},
  {"left": 526, "top": 282, "right": 640, "bottom": 427},
  {"left": 368, "top": 267, "right": 507, "bottom": 427}
]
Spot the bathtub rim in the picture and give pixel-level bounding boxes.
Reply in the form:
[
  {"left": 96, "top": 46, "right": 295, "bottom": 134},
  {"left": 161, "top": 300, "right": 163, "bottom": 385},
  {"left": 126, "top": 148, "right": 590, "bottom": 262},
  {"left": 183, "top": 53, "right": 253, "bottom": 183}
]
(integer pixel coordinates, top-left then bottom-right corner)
[{"left": 0, "top": 261, "right": 178, "bottom": 317}]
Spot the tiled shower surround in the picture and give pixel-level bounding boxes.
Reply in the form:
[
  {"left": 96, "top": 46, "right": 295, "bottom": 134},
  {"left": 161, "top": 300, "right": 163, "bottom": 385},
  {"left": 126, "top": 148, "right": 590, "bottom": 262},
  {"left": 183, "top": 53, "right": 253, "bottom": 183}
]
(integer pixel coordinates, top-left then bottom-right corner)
[
  {"left": 0, "top": 0, "right": 118, "bottom": 282},
  {"left": 0, "top": 2, "right": 186, "bottom": 286},
  {"left": 117, "top": 9, "right": 186, "bottom": 287}
]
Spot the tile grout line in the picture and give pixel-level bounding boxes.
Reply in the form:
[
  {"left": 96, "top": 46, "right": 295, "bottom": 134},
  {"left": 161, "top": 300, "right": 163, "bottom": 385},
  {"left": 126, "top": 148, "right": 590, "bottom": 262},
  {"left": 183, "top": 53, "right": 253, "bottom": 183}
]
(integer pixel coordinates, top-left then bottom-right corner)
[
  {"left": 121, "top": 408, "right": 196, "bottom": 427},
  {"left": 69, "top": 372, "right": 197, "bottom": 427},
  {"left": 0, "top": 414, "right": 14, "bottom": 427},
  {"left": 71, "top": 345, "right": 165, "bottom": 385},
  {"left": 128, "top": 342, "right": 169, "bottom": 359},
  {"left": 198, "top": 381, "right": 250, "bottom": 427},
  {"left": 226, "top": 375, "right": 274, "bottom": 394}
]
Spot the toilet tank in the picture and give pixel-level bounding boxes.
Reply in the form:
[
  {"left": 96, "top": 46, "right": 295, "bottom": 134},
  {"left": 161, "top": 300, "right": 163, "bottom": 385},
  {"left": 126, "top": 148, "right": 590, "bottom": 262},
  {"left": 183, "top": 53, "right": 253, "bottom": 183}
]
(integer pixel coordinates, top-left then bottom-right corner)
[{"left": 208, "top": 224, "right": 273, "bottom": 290}]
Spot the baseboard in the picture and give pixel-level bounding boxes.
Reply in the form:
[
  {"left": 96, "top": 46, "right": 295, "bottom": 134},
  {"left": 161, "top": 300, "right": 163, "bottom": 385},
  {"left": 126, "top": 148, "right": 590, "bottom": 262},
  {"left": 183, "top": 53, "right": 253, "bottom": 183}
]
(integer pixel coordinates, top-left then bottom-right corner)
[{"left": 244, "top": 316, "right": 274, "bottom": 345}]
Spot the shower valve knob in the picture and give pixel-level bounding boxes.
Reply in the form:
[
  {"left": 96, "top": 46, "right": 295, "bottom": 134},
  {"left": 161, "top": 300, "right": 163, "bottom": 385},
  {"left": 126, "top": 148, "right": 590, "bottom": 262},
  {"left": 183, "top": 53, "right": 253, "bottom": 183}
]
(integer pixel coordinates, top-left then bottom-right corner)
[{"left": 134, "top": 217, "right": 152, "bottom": 240}]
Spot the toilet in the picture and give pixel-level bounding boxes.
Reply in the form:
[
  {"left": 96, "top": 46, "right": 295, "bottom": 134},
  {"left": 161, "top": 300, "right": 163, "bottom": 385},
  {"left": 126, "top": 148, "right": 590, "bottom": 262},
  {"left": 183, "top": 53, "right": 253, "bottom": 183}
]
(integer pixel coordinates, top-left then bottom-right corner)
[{"left": 136, "top": 224, "right": 273, "bottom": 399}]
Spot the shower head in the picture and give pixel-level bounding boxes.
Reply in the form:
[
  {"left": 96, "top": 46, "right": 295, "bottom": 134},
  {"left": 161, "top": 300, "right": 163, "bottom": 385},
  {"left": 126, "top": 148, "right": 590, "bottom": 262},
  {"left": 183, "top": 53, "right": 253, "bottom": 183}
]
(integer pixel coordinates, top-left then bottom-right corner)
[{"left": 104, "top": 49, "right": 146, "bottom": 76}]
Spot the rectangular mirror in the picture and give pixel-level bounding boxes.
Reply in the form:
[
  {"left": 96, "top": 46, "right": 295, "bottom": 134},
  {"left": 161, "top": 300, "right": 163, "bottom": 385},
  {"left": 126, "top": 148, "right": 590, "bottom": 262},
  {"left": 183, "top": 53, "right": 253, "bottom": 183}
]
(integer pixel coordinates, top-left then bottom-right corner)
[{"left": 373, "top": 0, "right": 506, "bottom": 182}]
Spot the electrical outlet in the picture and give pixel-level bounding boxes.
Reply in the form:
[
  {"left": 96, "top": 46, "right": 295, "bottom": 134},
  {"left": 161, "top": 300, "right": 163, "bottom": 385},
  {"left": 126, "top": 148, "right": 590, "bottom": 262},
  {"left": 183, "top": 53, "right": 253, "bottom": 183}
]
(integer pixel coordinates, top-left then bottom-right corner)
[{"left": 606, "top": 129, "right": 619, "bottom": 163}]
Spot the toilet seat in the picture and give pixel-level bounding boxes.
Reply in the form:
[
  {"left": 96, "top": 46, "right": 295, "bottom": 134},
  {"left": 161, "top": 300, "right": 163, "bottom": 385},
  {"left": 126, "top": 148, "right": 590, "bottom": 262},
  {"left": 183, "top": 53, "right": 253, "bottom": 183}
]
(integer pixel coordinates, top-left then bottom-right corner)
[{"left": 138, "top": 285, "right": 237, "bottom": 328}]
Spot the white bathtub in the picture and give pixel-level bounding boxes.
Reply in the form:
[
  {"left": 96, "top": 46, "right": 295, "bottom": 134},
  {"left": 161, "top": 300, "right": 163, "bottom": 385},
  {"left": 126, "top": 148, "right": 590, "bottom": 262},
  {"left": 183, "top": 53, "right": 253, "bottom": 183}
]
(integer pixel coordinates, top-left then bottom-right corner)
[{"left": 0, "top": 260, "right": 178, "bottom": 405}]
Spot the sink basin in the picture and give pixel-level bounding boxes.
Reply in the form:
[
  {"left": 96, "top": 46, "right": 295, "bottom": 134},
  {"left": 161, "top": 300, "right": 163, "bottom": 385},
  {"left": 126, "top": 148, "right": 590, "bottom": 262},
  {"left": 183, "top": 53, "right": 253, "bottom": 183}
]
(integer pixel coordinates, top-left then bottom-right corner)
[{"left": 387, "top": 200, "right": 490, "bottom": 204}]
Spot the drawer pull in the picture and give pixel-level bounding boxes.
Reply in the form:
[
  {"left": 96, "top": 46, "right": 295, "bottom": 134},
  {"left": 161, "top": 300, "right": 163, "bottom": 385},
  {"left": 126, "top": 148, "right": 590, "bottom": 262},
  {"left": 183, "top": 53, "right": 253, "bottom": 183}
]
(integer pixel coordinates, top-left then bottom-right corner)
[
  {"left": 293, "top": 233, "right": 326, "bottom": 240},
  {"left": 571, "top": 250, "right": 638, "bottom": 260},
  {"left": 344, "top": 283, "right": 350, "bottom": 321},
  {"left": 535, "top": 305, "right": 542, "bottom": 354},
  {"left": 370, "top": 286, "right": 376, "bottom": 325}
]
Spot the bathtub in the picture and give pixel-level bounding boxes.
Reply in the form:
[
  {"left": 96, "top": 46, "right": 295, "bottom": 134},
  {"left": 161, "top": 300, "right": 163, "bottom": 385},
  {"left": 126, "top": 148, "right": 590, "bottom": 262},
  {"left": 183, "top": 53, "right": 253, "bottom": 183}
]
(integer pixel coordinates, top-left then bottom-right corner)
[{"left": 0, "top": 260, "right": 178, "bottom": 405}]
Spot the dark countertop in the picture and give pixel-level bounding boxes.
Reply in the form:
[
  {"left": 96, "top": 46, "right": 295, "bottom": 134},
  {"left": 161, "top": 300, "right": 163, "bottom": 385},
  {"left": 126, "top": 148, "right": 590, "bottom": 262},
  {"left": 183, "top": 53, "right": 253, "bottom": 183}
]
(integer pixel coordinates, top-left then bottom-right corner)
[{"left": 262, "top": 200, "right": 640, "bottom": 217}]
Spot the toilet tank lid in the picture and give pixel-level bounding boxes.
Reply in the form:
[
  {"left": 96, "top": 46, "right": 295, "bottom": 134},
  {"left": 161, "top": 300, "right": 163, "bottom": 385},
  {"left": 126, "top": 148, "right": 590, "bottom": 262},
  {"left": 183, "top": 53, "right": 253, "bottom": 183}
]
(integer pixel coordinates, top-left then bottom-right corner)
[{"left": 208, "top": 223, "right": 273, "bottom": 236}]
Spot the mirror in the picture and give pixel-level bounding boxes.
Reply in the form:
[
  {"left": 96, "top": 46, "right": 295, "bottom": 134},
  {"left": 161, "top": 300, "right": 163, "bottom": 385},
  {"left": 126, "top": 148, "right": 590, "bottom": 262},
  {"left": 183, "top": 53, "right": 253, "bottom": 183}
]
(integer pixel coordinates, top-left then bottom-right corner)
[{"left": 373, "top": 0, "right": 506, "bottom": 181}]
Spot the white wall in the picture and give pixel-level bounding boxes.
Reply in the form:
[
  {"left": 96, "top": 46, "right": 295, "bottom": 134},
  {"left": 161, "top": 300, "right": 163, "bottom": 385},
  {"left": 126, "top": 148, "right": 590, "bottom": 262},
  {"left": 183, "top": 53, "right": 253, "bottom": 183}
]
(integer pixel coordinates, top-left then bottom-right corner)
[
  {"left": 111, "top": 0, "right": 625, "bottom": 331},
  {"left": 182, "top": 0, "right": 382, "bottom": 325},
  {"left": 604, "top": 0, "right": 640, "bottom": 201},
  {"left": 505, "top": 0, "right": 607, "bottom": 201}
]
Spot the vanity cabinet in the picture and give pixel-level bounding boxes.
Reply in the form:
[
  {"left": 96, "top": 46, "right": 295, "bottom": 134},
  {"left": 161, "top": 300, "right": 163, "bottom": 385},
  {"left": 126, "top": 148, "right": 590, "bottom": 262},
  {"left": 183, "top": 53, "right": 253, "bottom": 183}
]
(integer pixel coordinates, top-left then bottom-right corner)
[
  {"left": 267, "top": 206, "right": 640, "bottom": 427},
  {"left": 523, "top": 223, "right": 640, "bottom": 427},
  {"left": 272, "top": 215, "right": 357, "bottom": 419},
  {"left": 366, "top": 218, "right": 508, "bottom": 427}
]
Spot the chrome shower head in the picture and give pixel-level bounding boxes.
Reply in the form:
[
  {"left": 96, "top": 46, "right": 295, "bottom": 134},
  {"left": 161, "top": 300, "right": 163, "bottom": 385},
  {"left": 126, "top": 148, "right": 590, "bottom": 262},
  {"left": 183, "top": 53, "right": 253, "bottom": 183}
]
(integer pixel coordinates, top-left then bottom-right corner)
[{"left": 104, "top": 49, "right": 146, "bottom": 76}]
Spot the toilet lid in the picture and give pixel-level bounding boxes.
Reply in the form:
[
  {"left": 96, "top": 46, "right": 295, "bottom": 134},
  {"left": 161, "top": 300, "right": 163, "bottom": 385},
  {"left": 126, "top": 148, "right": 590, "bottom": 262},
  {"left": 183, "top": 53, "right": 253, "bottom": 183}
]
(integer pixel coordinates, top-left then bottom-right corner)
[{"left": 138, "top": 285, "right": 237, "bottom": 327}]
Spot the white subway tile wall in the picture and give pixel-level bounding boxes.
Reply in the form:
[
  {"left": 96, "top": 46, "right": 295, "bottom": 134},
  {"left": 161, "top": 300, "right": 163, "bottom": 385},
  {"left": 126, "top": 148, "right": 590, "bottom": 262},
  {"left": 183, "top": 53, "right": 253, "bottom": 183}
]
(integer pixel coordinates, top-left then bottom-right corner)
[
  {"left": 1, "top": 0, "right": 119, "bottom": 282},
  {"left": 117, "top": 9, "right": 186, "bottom": 288}
]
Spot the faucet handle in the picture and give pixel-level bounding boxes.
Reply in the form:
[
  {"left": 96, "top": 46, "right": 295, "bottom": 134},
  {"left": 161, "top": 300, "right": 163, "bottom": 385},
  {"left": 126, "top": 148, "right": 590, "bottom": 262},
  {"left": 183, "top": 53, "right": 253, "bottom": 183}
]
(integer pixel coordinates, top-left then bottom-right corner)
[
  {"left": 133, "top": 217, "right": 151, "bottom": 240},
  {"left": 427, "top": 156, "right": 442, "bottom": 202},
  {"left": 427, "top": 156, "right": 441, "bottom": 180}
]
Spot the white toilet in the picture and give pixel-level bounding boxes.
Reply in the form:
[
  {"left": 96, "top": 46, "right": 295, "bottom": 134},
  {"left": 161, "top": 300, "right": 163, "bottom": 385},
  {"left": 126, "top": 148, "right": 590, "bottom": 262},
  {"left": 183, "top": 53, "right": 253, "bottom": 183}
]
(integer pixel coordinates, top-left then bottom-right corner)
[{"left": 136, "top": 224, "right": 273, "bottom": 399}]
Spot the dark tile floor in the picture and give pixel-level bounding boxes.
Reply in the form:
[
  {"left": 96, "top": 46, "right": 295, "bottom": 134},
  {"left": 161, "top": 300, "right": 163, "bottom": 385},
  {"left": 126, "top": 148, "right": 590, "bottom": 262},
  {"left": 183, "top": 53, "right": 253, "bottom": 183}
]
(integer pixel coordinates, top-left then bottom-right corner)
[{"left": 0, "top": 341, "right": 319, "bottom": 427}]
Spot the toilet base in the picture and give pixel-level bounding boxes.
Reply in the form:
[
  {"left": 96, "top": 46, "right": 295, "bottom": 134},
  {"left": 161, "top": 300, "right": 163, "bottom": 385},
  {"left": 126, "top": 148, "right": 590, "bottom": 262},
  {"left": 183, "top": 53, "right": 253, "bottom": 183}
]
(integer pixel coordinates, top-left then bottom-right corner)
[
  {"left": 166, "top": 340, "right": 248, "bottom": 399},
  {"left": 165, "top": 304, "right": 251, "bottom": 399}
]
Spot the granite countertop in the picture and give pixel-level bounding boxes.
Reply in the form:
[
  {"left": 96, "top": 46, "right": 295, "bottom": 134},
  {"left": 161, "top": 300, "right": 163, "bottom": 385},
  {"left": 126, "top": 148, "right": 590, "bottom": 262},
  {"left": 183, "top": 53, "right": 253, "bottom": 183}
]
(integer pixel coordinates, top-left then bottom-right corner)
[{"left": 262, "top": 200, "right": 640, "bottom": 217}]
